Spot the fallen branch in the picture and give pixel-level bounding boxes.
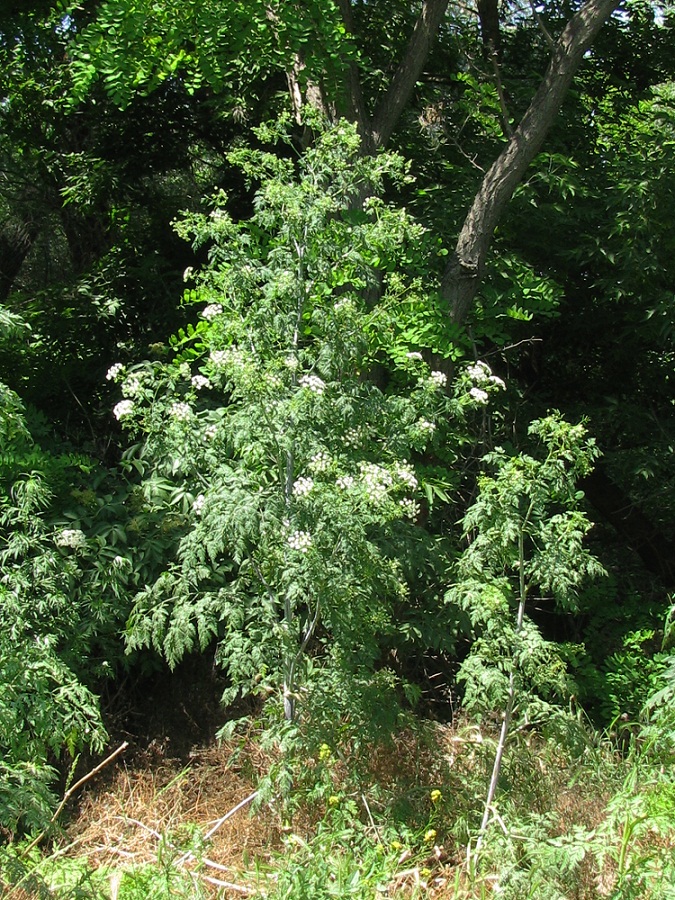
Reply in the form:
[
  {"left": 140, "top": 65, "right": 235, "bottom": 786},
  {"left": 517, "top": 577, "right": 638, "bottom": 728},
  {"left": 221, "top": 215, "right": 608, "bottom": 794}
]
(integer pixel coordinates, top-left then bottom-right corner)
[
  {"left": 22, "top": 741, "right": 129, "bottom": 855},
  {"left": 201, "top": 874, "right": 257, "bottom": 894},
  {"left": 177, "top": 789, "right": 259, "bottom": 865}
]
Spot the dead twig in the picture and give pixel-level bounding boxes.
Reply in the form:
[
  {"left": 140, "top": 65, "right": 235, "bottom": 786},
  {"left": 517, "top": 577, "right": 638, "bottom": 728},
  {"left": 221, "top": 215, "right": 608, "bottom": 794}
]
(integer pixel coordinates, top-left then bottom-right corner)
[{"left": 22, "top": 742, "right": 129, "bottom": 855}]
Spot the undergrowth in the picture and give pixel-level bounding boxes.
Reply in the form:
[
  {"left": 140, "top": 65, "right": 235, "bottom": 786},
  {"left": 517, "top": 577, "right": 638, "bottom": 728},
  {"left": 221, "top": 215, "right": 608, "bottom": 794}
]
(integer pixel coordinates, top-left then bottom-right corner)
[{"left": 2, "top": 699, "right": 674, "bottom": 900}]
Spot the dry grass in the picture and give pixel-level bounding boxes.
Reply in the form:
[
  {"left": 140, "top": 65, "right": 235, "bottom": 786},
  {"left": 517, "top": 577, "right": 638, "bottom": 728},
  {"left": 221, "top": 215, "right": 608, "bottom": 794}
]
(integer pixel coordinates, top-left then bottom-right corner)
[
  {"left": 59, "top": 739, "right": 283, "bottom": 895},
  {"left": 4, "top": 719, "right": 660, "bottom": 900}
]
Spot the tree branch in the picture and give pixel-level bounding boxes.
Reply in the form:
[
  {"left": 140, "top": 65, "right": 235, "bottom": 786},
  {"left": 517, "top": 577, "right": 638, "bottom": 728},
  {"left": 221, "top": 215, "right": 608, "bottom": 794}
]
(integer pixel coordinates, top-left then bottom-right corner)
[
  {"left": 442, "top": 0, "right": 621, "bottom": 327},
  {"left": 370, "top": 0, "right": 450, "bottom": 149}
]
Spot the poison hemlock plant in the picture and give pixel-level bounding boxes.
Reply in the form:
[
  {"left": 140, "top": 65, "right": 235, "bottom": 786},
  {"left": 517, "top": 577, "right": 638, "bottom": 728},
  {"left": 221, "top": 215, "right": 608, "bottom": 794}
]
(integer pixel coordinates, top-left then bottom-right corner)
[
  {"left": 113, "top": 120, "right": 504, "bottom": 747},
  {"left": 446, "top": 414, "right": 605, "bottom": 853}
]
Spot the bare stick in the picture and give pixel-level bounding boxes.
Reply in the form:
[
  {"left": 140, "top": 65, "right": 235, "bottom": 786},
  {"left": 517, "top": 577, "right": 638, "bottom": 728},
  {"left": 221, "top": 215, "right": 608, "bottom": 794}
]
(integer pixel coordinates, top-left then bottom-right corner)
[
  {"left": 361, "top": 793, "right": 382, "bottom": 844},
  {"left": 22, "top": 741, "right": 129, "bottom": 855},
  {"left": 177, "top": 790, "right": 259, "bottom": 865},
  {"left": 201, "top": 874, "right": 256, "bottom": 894}
]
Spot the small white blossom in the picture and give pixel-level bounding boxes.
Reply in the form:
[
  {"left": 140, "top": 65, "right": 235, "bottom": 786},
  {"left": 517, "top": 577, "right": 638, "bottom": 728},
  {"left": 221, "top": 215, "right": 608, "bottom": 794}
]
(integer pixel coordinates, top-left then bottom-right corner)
[
  {"left": 191, "top": 374, "right": 211, "bottom": 390},
  {"left": 467, "top": 362, "right": 491, "bottom": 382},
  {"left": 429, "top": 370, "right": 447, "bottom": 389},
  {"left": 489, "top": 374, "right": 506, "bottom": 389},
  {"left": 192, "top": 494, "right": 206, "bottom": 515},
  {"left": 183, "top": 266, "right": 194, "bottom": 282},
  {"left": 470, "top": 387, "right": 489, "bottom": 404},
  {"left": 202, "top": 303, "right": 223, "bottom": 321},
  {"left": 395, "top": 461, "right": 419, "bottom": 491},
  {"left": 204, "top": 423, "right": 218, "bottom": 440},
  {"left": 288, "top": 530, "right": 312, "bottom": 552},
  {"left": 336, "top": 474, "right": 356, "bottom": 490},
  {"left": 309, "top": 452, "right": 331, "bottom": 473},
  {"left": 169, "top": 402, "right": 192, "bottom": 421},
  {"left": 359, "top": 462, "right": 394, "bottom": 504},
  {"left": 210, "top": 350, "right": 228, "bottom": 367},
  {"left": 299, "top": 374, "right": 326, "bottom": 395},
  {"left": 266, "top": 373, "right": 283, "bottom": 390},
  {"left": 123, "top": 374, "right": 142, "bottom": 396},
  {"left": 284, "top": 355, "right": 299, "bottom": 370},
  {"left": 54, "top": 528, "right": 86, "bottom": 549},
  {"left": 345, "top": 427, "right": 362, "bottom": 447},
  {"left": 406, "top": 352, "right": 423, "bottom": 361},
  {"left": 399, "top": 498, "right": 421, "bottom": 519},
  {"left": 113, "top": 399, "right": 134, "bottom": 420},
  {"left": 416, "top": 419, "right": 436, "bottom": 435},
  {"left": 292, "top": 476, "right": 314, "bottom": 498},
  {"left": 106, "top": 363, "right": 124, "bottom": 381}
]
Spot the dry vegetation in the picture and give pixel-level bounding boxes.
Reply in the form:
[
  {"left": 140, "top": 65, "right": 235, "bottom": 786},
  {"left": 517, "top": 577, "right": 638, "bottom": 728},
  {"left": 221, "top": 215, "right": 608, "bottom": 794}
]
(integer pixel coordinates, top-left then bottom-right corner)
[{"left": 1, "top": 718, "right": 643, "bottom": 900}]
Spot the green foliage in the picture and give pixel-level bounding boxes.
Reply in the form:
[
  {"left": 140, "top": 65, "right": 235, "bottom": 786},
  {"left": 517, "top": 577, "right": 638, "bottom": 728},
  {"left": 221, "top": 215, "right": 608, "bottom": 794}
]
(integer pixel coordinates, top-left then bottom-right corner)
[
  {"left": 67, "top": 0, "right": 353, "bottom": 111},
  {"left": 115, "top": 120, "right": 502, "bottom": 739},
  {"left": 449, "top": 414, "right": 605, "bottom": 722}
]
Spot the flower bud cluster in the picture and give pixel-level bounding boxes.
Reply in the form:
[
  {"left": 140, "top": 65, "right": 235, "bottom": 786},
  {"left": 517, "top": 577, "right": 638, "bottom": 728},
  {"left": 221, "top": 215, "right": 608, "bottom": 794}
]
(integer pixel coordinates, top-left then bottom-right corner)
[
  {"left": 201, "top": 303, "right": 223, "bottom": 321},
  {"left": 288, "top": 530, "right": 312, "bottom": 552},
  {"left": 399, "top": 497, "right": 420, "bottom": 519},
  {"left": 191, "top": 374, "right": 211, "bottom": 390},
  {"left": 292, "top": 476, "right": 314, "bottom": 498},
  {"left": 169, "top": 402, "right": 192, "bottom": 421},
  {"left": 309, "top": 451, "right": 331, "bottom": 473},
  {"left": 113, "top": 399, "right": 134, "bottom": 420},
  {"left": 54, "top": 528, "right": 86, "bottom": 549},
  {"left": 359, "top": 462, "right": 394, "bottom": 504},
  {"left": 106, "top": 363, "right": 124, "bottom": 381},
  {"left": 299, "top": 374, "right": 326, "bottom": 395}
]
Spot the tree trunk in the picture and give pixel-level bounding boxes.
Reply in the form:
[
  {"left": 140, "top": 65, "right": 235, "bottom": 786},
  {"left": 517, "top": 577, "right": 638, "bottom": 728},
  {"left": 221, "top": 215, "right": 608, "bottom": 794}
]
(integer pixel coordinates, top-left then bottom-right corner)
[{"left": 442, "top": 0, "right": 620, "bottom": 327}]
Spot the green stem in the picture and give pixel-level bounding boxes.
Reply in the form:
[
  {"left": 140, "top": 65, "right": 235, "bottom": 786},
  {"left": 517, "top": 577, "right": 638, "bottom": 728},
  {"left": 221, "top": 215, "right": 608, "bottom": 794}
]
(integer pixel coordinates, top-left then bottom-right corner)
[{"left": 474, "top": 498, "right": 534, "bottom": 860}]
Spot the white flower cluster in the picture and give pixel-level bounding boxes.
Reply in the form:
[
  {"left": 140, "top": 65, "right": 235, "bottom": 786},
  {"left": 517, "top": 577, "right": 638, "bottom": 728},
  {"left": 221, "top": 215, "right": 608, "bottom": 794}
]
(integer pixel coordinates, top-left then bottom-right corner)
[
  {"left": 266, "top": 373, "right": 284, "bottom": 390},
  {"left": 292, "top": 476, "right": 314, "bottom": 498},
  {"left": 112, "top": 554, "right": 130, "bottom": 570},
  {"left": 416, "top": 418, "right": 436, "bottom": 435},
  {"left": 204, "top": 423, "right": 218, "bottom": 440},
  {"left": 169, "top": 402, "right": 192, "bottom": 421},
  {"left": 428, "top": 370, "right": 447, "bottom": 389},
  {"left": 406, "top": 351, "right": 423, "bottom": 361},
  {"left": 113, "top": 399, "right": 134, "bottom": 420},
  {"left": 345, "top": 427, "right": 362, "bottom": 448},
  {"left": 336, "top": 474, "right": 356, "bottom": 490},
  {"left": 395, "top": 461, "right": 419, "bottom": 491},
  {"left": 106, "top": 363, "right": 124, "bottom": 381},
  {"left": 202, "top": 303, "right": 223, "bottom": 321},
  {"left": 309, "top": 451, "right": 331, "bottom": 473},
  {"left": 191, "top": 374, "right": 211, "bottom": 390},
  {"left": 288, "top": 530, "right": 312, "bottom": 553},
  {"left": 192, "top": 494, "right": 205, "bottom": 515},
  {"left": 399, "top": 498, "right": 421, "bottom": 519},
  {"left": 470, "top": 387, "right": 489, "bottom": 404},
  {"left": 123, "top": 374, "right": 143, "bottom": 397},
  {"left": 299, "top": 374, "right": 326, "bottom": 395},
  {"left": 359, "top": 462, "right": 394, "bottom": 504},
  {"left": 54, "top": 528, "right": 86, "bottom": 549},
  {"left": 284, "top": 355, "right": 299, "bottom": 371},
  {"left": 210, "top": 346, "right": 247, "bottom": 369},
  {"left": 467, "top": 360, "right": 506, "bottom": 390}
]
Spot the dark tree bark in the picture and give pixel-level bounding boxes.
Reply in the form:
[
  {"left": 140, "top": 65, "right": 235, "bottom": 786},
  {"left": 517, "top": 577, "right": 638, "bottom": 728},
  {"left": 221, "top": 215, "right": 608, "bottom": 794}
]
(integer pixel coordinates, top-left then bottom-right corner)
[
  {"left": 0, "top": 219, "right": 37, "bottom": 302},
  {"left": 477, "top": 0, "right": 502, "bottom": 58},
  {"left": 441, "top": 0, "right": 621, "bottom": 327}
]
